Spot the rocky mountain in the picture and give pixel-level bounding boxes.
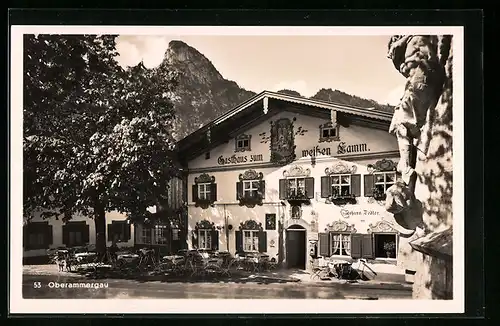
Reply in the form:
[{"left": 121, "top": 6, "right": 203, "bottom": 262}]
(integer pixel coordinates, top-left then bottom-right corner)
[{"left": 164, "top": 41, "right": 394, "bottom": 140}]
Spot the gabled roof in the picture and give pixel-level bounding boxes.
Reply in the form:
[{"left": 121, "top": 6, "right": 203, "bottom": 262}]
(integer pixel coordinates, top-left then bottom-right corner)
[{"left": 177, "top": 90, "right": 393, "bottom": 161}]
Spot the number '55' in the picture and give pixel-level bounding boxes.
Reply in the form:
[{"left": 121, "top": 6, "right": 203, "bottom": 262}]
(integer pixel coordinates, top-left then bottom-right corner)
[{"left": 33, "top": 282, "right": 42, "bottom": 288}]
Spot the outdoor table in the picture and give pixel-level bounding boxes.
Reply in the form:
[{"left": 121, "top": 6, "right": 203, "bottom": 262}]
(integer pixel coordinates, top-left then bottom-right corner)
[{"left": 117, "top": 253, "right": 139, "bottom": 263}]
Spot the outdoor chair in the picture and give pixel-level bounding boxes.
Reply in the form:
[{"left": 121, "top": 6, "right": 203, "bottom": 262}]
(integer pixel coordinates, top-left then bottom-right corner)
[{"left": 310, "top": 258, "right": 330, "bottom": 280}]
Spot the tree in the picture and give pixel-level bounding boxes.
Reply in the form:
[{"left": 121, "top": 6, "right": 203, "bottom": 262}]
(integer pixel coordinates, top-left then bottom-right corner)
[
  {"left": 277, "top": 89, "right": 303, "bottom": 97},
  {"left": 23, "top": 34, "right": 180, "bottom": 254}
]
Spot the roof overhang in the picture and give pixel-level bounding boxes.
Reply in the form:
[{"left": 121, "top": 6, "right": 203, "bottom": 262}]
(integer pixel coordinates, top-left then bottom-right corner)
[{"left": 176, "top": 91, "right": 393, "bottom": 163}]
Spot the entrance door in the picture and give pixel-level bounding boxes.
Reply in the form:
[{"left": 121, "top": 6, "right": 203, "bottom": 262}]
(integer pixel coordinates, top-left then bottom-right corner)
[{"left": 286, "top": 226, "right": 306, "bottom": 269}]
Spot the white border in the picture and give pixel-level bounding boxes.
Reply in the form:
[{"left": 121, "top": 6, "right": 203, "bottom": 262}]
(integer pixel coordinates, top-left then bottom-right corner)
[{"left": 10, "top": 26, "right": 465, "bottom": 314}]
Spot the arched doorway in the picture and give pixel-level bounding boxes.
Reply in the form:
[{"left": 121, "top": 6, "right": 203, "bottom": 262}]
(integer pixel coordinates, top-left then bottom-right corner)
[{"left": 286, "top": 224, "right": 306, "bottom": 269}]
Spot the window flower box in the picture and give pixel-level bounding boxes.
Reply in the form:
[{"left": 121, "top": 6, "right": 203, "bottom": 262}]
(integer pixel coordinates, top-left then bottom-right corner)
[
  {"left": 329, "top": 193, "right": 357, "bottom": 205},
  {"left": 372, "top": 187, "right": 387, "bottom": 201}
]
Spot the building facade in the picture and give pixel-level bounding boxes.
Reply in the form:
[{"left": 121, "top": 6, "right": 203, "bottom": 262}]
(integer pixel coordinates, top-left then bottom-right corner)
[
  {"left": 179, "top": 91, "right": 411, "bottom": 270},
  {"left": 24, "top": 91, "right": 411, "bottom": 271}
]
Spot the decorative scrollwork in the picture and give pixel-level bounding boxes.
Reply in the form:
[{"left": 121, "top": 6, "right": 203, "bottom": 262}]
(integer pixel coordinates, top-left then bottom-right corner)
[
  {"left": 239, "top": 169, "right": 264, "bottom": 181},
  {"left": 194, "top": 173, "right": 215, "bottom": 184},
  {"left": 367, "top": 159, "right": 398, "bottom": 174},
  {"left": 283, "top": 164, "right": 311, "bottom": 178},
  {"left": 325, "top": 162, "right": 357, "bottom": 175},
  {"left": 239, "top": 220, "right": 263, "bottom": 231},
  {"left": 367, "top": 220, "right": 398, "bottom": 234},
  {"left": 325, "top": 220, "right": 357, "bottom": 233},
  {"left": 194, "top": 220, "right": 215, "bottom": 230}
]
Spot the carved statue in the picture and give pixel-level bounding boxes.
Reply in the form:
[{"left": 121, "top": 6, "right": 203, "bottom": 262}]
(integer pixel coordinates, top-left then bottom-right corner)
[{"left": 387, "top": 35, "right": 446, "bottom": 185}]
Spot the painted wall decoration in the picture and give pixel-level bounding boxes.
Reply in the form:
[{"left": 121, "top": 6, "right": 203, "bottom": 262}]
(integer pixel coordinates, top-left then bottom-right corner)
[{"left": 270, "top": 118, "right": 296, "bottom": 165}]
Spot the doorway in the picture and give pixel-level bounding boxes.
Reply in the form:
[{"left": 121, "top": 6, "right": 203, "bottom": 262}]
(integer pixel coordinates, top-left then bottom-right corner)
[{"left": 286, "top": 225, "right": 306, "bottom": 269}]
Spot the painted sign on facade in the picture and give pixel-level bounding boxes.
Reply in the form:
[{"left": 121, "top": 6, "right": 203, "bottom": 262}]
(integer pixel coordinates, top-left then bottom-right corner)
[
  {"left": 340, "top": 209, "right": 381, "bottom": 218},
  {"left": 217, "top": 154, "right": 264, "bottom": 165},
  {"left": 337, "top": 142, "right": 370, "bottom": 154}
]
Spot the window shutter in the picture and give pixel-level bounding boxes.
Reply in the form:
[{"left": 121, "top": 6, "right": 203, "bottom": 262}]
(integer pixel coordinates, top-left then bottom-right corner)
[
  {"left": 279, "top": 179, "right": 287, "bottom": 200},
  {"left": 364, "top": 175, "right": 375, "bottom": 197},
  {"left": 191, "top": 230, "right": 197, "bottom": 249},
  {"left": 83, "top": 224, "right": 90, "bottom": 244},
  {"left": 62, "top": 224, "right": 69, "bottom": 246},
  {"left": 107, "top": 224, "right": 112, "bottom": 241},
  {"left": 47, "top": 225, "right": 53, "bottom": 245},
  {"left": 351, "top": 174, "right": 361, "bottom": 197},
  {"left": 125, "top": 222, "right": 131, "bottom": 240},
  {"left": 350, "top": 234, "right": 363, "bottom": 259},
  {"left": 259, "top": 180, "right": 266, "bottom": 199},
  {"left": 192, "top": 184, "right": 199, "bottom": 202},
  {"left": 320, "top": 176, "right": 332, "bottom": 198},
  {"left": 361, "top": 234, "right": 374, "bottom": 259},
  {"left": 236, "top": 181, "right": 243, "bottom": 200},
  {"left": 305, "top": 177, "right": 315, "bottom": 199},
  {"left": 319, "top": 232, "right": 330, "bottom": 257},
  {"left": 210, "top": 183, "right": 217, "bottom": 202},
  {"left": 211, "top": 230, "right": 219, "bottom": 250},
  {"left": 258, "top": 231, "right": 267, "bottom": 253},
  {"left": 134, "top": 223, "right": 141, "bottom": 244},
  {"left": 235, "top": 230, "right": 243, "bottom": 254}
]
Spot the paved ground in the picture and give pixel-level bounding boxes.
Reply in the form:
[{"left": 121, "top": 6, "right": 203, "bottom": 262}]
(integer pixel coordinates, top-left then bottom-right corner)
[{"left": 23, "top": 264, "right": 412, "bottom": 300}]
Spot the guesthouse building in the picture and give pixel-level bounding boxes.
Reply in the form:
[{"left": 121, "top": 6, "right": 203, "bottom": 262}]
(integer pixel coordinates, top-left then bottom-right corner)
[{"left": 177, "top": 91, "right": 411, "bottom": 271}]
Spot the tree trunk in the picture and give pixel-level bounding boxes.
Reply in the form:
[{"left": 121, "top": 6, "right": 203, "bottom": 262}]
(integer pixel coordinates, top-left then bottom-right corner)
[{"left": 94, "top": 203, "right": 107, "bottom": 256}]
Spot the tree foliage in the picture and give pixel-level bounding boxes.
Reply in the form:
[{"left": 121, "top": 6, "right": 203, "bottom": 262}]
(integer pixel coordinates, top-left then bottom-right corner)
[{"left": 23, "top": 34, "right": 180, "bottom": 229}]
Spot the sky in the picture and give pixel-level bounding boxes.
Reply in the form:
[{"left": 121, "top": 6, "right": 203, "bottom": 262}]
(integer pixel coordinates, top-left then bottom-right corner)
[{"left": 115, "top": 35, "right": 406, "bottom": 106}]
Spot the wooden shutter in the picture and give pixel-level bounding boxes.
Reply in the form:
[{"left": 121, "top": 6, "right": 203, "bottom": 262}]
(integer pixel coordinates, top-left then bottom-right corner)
[
  {"left": 351, "top": 174, "right": 361, "bottom": 197},
  {"left": 107, "top": 224, "right": 113, "bottom": 241},
  {"left": 350, "top": 233, "right": 363, "bottom": 259},
  {"left": 320, "top": 176, "right": 332, "bottom": 198},
  {"left": 236, "top": 181, "right": 243, "bottom": 200},
  {"left": 210, "top": 183, "right": 217, "bottom": 202},
  {"left": 319, "top": 232, "right": 330, "bottom": 257},
  {"left": 46, "top": 224, "right": 53, "bottom": 246},
  {"left": 235, "top": 230, "right": 243, "bottom": 254},
  {"left": 191, "top": 230, "right": 197, "bottom": 249},
  {"left": 361, "top": 234, "right": 374, "bottom": 259},
  {"left": 62, "top": 224, "right": 69, "bottom": 246},
  {"left": 192, "top": 184, "right": 199, "bottom": 202},
  {"left": 364, "top": 175, "right": 375, "bottom": 197},
  {"left": 258, "top": 231, "right": 267, "bottom": 253},
  {"left": 305, "top": 177, "right": 315, "bottom": 199},
  {"left": 211, "top": 230, "right": 219, "bottom": 251},
  {"left": 83, "top": 224, "right": 90, "bottom": 244},
  {"left": 259, "top": 180, "right": 266, "bottom": 199},
  {"left": 279, "top": 179, "right": 287, "bottom": 200},
  {"left": 125, "top": 222, "right": 131, "bottom": 240}
]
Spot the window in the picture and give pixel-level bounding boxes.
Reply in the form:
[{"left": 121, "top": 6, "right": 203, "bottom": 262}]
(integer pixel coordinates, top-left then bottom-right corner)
[
  {"left": 24, "top": 222, "right": 52, "bottom": 250},
  {"left": 331, "top": 174, "right": 351, "bottom": 196},
  {"left": 331, "top": 233, "right": 351, "bottom": 256},
  {"left": 108, "top": 220, "right": 131, "bottom": 242},
  {"left": 374, "top": 172, "right": 396, "bottom": 193},
  {"left": 243, "top": 230, "right": 259, "bottom": 252},
  {"left": 235, "top": 134, "right": 251, "bottom": 152},
  {"left": 28, "top": 233, "right": 45, "bottom": 247},
  {"left": 141, "top": 227, "right": 152, "bottom": 244},
  {"left": 374, "top": 234, "right": 397, "bottom": 259},
  {"left": 288, "top": 178, "right": 306, "bottom": 197},
  {"left": 154, "top": 225, "right": 168, "bottom": 245},
  {"left": 322, "top": 127, "right": 337, "bottom": 139},
  {"left": 319, "top": 122, "right": 340, "bottom": 142},
  {"left": 243, "top": 180, "right": 260, "bottom": 198},
  {"left": 198, "top": 229, "right": 212, "bottom": 250},
  {"left": 68, "top": 231, "right": 84, "bottom": 246},
  {"left": 198, "top": 183, "right": 211, "bottom": 200},
  {"left": 62, "top": 221, "right": 89, "bottom": 247},
  {"left": 172, "top": 228, "right": 180, "bottom": 241}
]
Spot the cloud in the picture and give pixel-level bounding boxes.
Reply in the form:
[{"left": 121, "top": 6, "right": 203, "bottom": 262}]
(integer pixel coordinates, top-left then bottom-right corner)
[
  {"left": 270, "top": 80, "right": 314, "bottom": 97},
  {"left": 115, "top": 35, "right": 174, "bottom": 69}
]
